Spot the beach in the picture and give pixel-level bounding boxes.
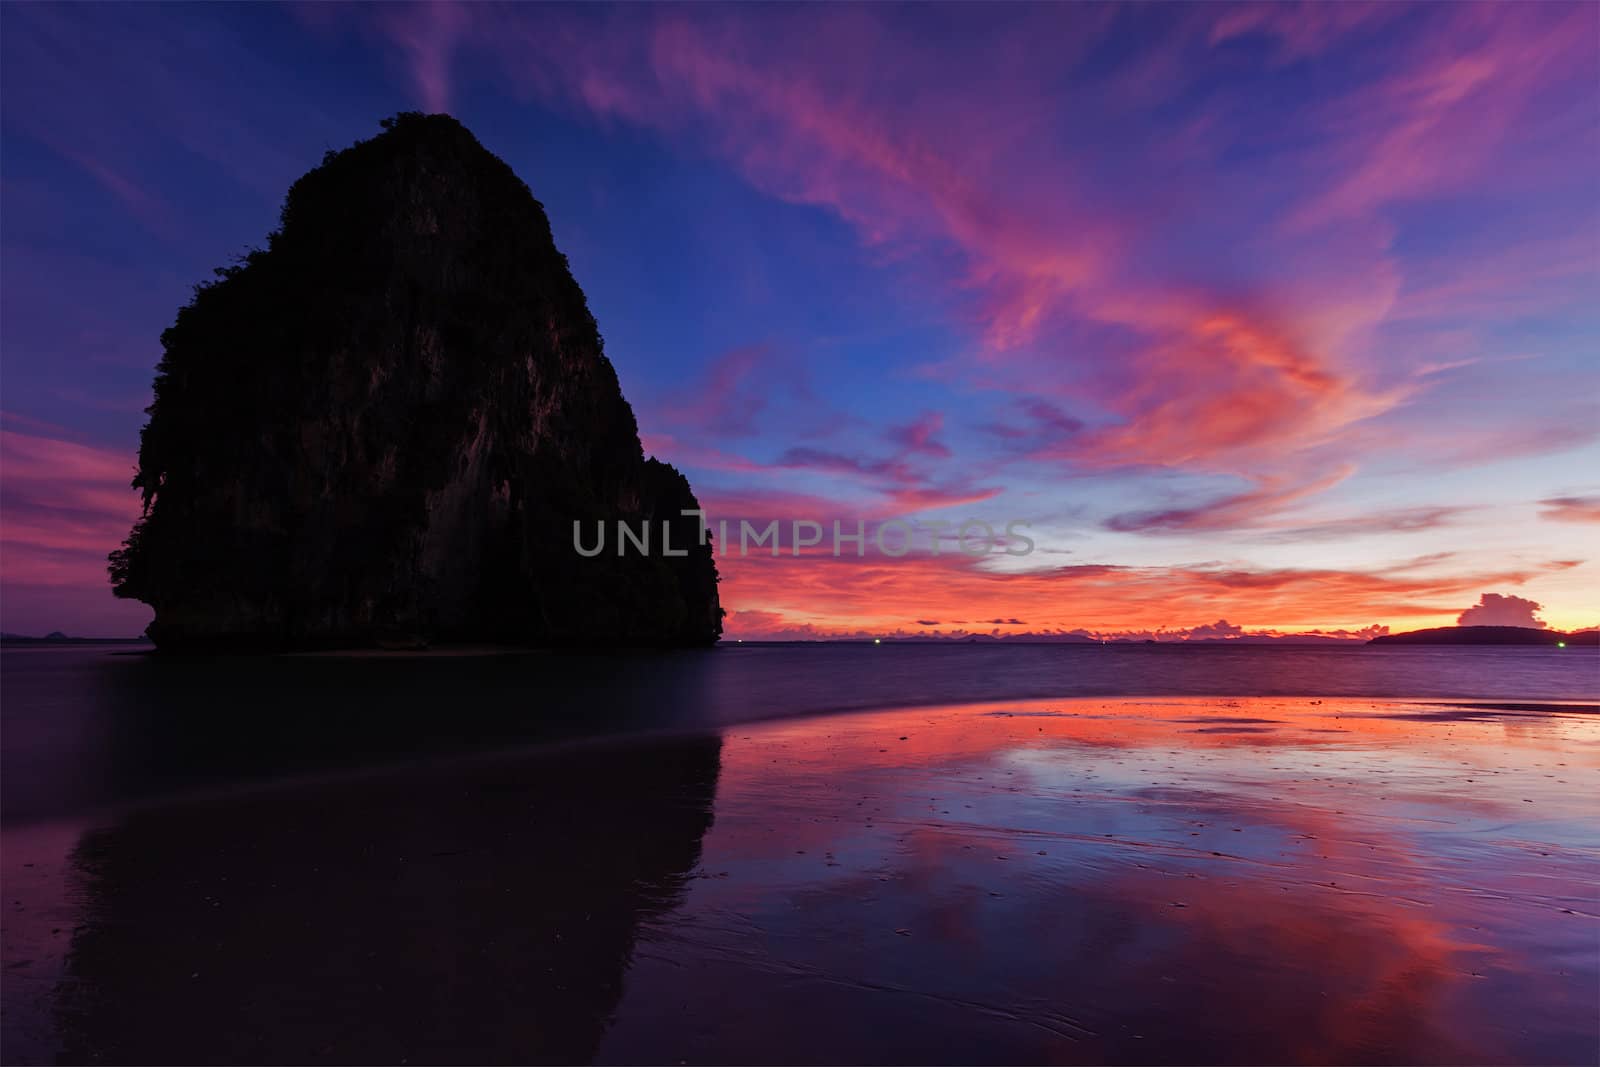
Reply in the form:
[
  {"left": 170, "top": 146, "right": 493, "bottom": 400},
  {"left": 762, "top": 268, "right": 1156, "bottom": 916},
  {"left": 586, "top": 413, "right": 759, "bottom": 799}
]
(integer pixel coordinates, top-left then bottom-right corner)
[{"left": 4, "top": 674, "right": 1596, "bottom": 1063}]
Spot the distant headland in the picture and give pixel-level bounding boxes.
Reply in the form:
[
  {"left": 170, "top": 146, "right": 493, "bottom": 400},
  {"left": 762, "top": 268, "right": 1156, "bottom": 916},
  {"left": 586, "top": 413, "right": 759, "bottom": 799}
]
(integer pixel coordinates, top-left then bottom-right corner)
[
  {"left": 1369, "top": 626, "right": 1597, "bottom": 647},
  {"left": 108, "top": 114, "right": 722, "bottom": 651},
  {"left": 0, "top": 633, "right": 147, "bottom": 646}
]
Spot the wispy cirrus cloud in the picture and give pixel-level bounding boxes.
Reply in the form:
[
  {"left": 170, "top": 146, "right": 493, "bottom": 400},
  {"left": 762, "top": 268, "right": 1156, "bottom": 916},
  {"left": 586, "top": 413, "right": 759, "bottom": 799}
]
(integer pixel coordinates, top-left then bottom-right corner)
[
  {"left": 1105, "top": 466, "right": 1355, "bottom": 534},
  {"left": 368, "top": 5, "right": 1410, "bottom": 480},
  {"left": 885, "top": 412, "right": 950, "bottom": 459},
  {"left": 369, "top": 4, "right": 1592, "bottom": 505},
  {"left": 0, "top": 422, "right": 152, "bottom": 634},
  {"left": 1284, "top": 3, "right": 1594, "bottom": 232},
  {"left": 1252, "top": 505, "right": 1472, "bottom": 543},
  {"left": 1538, "top": 495, "right": 1600, "bottom": 524},
  {"left": 345, "top": 1, "right": 1596, "bottom": 633},
  {"left": 1106, "top": 489, "right": 1475, "bottom": 543},
  {"left": 0, "top": 424, "right": 137, "bottom": 574},
  {"left": 650, "top": 344, "right": 783, "bottom": 440}
]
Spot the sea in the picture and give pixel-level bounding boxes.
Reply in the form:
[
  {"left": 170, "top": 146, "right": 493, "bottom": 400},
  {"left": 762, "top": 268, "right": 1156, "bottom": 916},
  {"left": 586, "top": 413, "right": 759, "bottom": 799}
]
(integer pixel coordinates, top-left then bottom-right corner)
[{"left": 3, "top": 641, "right": 1595, "bottom": 822}]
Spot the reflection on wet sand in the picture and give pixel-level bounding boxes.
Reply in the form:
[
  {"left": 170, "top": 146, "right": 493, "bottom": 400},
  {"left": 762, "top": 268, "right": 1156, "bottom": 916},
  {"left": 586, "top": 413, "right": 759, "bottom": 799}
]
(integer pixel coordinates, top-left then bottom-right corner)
[
  {"left": 50, "top": 738, "right": 723, "bottom": 1065},
  {"left": 599, "top": 698, "right": 1598, "bottom": 1064},
  {"left": 20, "top": 698, "right": 1600, "bottom": 1064}
]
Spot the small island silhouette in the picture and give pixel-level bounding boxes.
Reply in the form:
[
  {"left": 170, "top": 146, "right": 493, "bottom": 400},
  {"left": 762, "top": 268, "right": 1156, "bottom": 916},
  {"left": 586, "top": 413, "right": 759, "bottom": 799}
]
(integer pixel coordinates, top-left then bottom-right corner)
[
  {"left": 1369, "top": 625, "right": 1597, "bottom": 647},
  {"left": 108, "top": 114, "right": 721, "bottom": 651}
]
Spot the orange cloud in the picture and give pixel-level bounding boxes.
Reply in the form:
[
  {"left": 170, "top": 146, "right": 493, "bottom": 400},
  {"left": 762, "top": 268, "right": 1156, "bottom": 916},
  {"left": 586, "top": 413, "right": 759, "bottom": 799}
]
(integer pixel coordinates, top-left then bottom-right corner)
[{"left": 714, "top": 547, "right": 1575, "bottom": 638}]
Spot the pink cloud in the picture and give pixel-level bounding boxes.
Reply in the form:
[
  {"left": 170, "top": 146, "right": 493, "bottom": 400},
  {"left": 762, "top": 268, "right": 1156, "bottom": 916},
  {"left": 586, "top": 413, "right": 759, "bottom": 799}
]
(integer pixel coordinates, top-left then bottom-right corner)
[
  {"left": 0, "top": 424, "right": 151, "bottom": 634},
  {"left": 1538, "top": 496, "right": 1600, "bottom": 524},
  {"left": 1285, "top": 4, "right": 1593, "bottom": 232},
  {"left": 693, "top": 486, "right": 868, "bottom": 531},
  {"left": 1457, "top": 592, "right": 1547, "bottom": 629},
  {"left": 1255, "top": 505, "right": 1471, "bottom": 543},
  {"left": 651, "top": 344, "right": 778, "bottom": 440},
  {"left": 1207, "top": 3, "right": 1400, "bottom": 62},
  {"left": 1105, "top": 465, "right": 1355, "bottom": 534},
  {"left": 1067, "top": 310, "right": 1403, "bottom": 471},
  {"left": 885, "top": 412, "right": 950, "bottom": 459},
  {"left": 379, "top": 0, "right": 468, "bottom": 114},
  {"left": 492, "top": 12, "right": 1411, "bottom": 480},
  {"left": 352, "top": 4, "right": 1594, "bottom": 527}
]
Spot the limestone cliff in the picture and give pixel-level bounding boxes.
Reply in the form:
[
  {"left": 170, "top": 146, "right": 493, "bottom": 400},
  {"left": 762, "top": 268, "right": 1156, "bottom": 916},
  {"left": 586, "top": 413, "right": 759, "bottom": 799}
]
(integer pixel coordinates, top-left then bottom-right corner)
[{"left": 109, "top": 113, "right": 722, "bottom": 649}]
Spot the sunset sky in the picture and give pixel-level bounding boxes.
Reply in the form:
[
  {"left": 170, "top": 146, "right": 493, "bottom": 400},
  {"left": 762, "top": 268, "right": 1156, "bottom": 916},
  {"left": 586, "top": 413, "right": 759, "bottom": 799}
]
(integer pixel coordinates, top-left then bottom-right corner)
[{"left": 2, "top": 2, "right": 1596, "bottom": 639}]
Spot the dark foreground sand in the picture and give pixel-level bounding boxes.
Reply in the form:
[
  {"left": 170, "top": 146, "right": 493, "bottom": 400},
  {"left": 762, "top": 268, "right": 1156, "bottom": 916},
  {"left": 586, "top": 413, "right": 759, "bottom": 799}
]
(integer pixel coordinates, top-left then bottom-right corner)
[{"left": 3, "top": 697, "right": 1597, "bottom": 1064}]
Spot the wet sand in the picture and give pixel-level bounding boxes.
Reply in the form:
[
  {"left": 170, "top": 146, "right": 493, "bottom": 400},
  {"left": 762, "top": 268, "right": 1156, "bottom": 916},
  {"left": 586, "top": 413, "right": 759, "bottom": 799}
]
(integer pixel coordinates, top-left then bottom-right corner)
[{"left": 4, "top": 696, "right": 1597, "bottom": 1064}]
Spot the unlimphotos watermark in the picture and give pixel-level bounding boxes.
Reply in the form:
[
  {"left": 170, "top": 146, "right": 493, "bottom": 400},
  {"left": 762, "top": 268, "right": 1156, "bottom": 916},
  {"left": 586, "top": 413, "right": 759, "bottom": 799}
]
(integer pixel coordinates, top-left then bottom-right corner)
[{"left": 573, "top": 511, "right": 1035, "bottom": 558}]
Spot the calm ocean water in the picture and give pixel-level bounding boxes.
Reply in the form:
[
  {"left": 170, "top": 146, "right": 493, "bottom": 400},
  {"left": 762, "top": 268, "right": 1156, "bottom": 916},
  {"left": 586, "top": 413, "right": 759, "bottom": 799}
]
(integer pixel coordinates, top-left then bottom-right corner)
[{"left": 2, "top": 641, "right": 1594, "bottom": 824}]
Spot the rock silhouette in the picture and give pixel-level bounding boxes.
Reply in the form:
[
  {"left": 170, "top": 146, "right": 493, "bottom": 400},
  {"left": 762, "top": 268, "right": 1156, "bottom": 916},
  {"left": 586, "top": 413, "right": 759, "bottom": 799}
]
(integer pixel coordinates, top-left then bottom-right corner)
[
  {"left": 110, "top": 113, "right": 721, "bottom": 649},
  {"left": 1368, "top": 625, "right": 1595, "bottom": 646}
]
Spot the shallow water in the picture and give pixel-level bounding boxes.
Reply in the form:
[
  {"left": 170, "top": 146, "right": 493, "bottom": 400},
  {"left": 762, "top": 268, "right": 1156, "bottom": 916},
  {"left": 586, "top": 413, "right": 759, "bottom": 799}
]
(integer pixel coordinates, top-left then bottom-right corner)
[
  {"left": 3, "top": 680, "right": 1597, "bottom": 1063},
  {"left": 3, "top": 642, "right": 1596, "bottom": 823}
]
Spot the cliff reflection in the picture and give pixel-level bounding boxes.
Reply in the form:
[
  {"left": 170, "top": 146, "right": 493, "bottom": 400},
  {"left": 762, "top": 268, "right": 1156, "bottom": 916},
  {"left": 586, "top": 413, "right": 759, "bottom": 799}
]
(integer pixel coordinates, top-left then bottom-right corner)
[{"left": 52, "top": 735, "right": 723, "bottom": 1064}]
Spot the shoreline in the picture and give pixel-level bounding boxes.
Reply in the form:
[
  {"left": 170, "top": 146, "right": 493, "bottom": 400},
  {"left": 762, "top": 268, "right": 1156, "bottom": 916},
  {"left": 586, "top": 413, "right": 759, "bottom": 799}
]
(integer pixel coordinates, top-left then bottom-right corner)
[{"left": 4, "top": 694, "right": 1597, "bottom": 834}]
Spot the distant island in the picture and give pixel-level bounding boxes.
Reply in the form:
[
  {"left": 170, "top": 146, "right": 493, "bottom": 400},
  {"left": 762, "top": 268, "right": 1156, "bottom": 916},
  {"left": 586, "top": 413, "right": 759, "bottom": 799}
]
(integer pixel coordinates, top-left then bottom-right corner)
[
  {"left": 0, "top": 633, "right": 148, "bottom": 646},
  {"left": 1369, "top": 625, "right": 1597, "bottom": 647},
  {"left": 107, "top": 114, "right": 721, "bottom": 652}
]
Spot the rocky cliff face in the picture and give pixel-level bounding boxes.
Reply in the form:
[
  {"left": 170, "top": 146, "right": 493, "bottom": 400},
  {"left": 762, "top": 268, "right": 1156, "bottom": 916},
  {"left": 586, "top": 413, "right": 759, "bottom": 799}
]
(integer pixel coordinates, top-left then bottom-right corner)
[{"left": 110, "top": 114, "right": 721, "bottom": 649}]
